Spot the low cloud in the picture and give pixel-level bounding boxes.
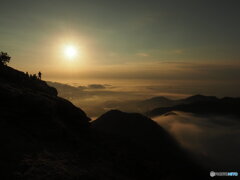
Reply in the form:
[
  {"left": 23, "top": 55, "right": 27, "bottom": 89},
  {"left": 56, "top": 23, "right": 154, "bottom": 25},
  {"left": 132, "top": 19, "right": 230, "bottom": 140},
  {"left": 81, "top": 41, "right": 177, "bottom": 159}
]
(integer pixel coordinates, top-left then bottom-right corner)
[
  {"left": 77, "top": 84, "right": 110, "bottom": 90},
  {"left": 153, "top": 112, "right": 240, "bottom": 170}
]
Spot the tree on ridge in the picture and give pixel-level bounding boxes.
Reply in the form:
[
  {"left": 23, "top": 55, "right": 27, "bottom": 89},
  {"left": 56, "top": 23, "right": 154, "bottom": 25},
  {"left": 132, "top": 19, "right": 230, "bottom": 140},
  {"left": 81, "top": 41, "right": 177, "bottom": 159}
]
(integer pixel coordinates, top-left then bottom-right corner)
[{"left": 0, "top": 51, "right": 11, "bottom": 65}]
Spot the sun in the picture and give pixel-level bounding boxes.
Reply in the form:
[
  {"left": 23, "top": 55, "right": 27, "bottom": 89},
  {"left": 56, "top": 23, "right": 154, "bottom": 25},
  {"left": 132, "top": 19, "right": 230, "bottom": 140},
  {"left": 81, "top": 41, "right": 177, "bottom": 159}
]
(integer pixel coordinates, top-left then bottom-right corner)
[{"left": 64, "top": 45, "right": 78, "bottom": 59}]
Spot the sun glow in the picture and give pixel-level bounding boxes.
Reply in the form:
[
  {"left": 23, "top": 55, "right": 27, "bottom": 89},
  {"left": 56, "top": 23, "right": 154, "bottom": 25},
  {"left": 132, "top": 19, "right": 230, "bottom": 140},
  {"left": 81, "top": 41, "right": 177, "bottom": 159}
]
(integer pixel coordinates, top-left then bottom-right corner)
[{"left": 64, "top": 45, "right": 78, "bottom": 59}]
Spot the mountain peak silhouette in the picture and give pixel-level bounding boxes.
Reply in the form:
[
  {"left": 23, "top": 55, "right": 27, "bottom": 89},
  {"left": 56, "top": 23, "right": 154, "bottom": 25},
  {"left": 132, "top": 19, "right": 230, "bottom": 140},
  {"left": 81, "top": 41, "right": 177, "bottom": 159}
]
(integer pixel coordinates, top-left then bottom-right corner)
[
  {"left": 93, "top": 110, "right": 178, "bottom": 151},
  {"left": 93, "top": 110, "right": 207, "bottom": 179},
  {"left": 146, "top": 94, "right": 240, "bottom": 117},
  {"left": 184, "top": 94, "right": 218, "bottom": 103},
  {"left": 93, "top": 109, "right": 167, "bottom": 137}
]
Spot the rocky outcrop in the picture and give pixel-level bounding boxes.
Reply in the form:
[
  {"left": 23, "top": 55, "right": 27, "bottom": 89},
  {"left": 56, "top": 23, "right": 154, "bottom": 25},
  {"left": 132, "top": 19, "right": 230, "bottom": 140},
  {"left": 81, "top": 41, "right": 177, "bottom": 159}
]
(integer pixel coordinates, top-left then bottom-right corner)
[
  {"left": 0, "top": 65, "right": 58, "bottom": 96},
  {"left": 0, "top": 65, "right": 90, "bottom": 179}
]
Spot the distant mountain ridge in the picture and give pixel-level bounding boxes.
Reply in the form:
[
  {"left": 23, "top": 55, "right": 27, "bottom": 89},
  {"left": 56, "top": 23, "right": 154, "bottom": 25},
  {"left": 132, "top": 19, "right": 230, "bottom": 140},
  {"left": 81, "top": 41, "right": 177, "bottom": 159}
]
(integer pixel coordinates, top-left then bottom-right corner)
[
  {"left": 142, "top": 94, "right": 218, "bottom": 107},
  {"left": 103, "top": 94, "right": 222, "bottom": 114},
  {"left": 146, "top": 96, "right": 240, "bottom": 117},
  {"left": 47, "top": 81, "right": 239, "bottom": 118}
]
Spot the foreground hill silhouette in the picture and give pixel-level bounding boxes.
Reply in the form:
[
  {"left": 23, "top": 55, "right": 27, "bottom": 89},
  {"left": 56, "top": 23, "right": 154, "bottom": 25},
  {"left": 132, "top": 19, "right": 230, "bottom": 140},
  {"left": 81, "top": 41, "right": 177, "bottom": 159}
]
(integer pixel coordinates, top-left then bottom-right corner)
[
  {"left": 93, "top": 110, "right": 207, "bottom": 179},
  {"left": 93, "top": 110, "right": 179, "bottom": 153},
  {"left": 0, "top": 65, "right": 208, "bottom": 179},
  {"left": 0, "top": 65, "right": 91, "bottom": 179}
]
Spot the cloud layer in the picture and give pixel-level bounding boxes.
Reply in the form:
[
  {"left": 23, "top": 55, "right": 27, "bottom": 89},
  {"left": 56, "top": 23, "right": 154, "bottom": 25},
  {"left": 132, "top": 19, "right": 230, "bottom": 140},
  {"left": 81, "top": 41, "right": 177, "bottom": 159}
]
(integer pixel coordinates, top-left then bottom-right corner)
[{"left": 153, "top": 112, "right": 240, "bottom": 170}]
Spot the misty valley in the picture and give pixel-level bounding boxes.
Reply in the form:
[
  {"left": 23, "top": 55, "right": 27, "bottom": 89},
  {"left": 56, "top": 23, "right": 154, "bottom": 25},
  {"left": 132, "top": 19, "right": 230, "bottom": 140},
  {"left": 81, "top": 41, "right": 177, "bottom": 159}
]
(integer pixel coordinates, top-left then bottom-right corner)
[{"left": 48, "top": 81, "right": 240, "bottom": 172}]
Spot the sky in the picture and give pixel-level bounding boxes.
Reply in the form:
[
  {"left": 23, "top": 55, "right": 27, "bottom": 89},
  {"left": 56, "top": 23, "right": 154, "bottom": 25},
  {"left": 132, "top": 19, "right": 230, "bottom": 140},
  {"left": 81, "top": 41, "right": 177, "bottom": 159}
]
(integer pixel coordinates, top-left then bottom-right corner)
[{"left": 1, "top": 0, "right": 240, "bottom": 96}]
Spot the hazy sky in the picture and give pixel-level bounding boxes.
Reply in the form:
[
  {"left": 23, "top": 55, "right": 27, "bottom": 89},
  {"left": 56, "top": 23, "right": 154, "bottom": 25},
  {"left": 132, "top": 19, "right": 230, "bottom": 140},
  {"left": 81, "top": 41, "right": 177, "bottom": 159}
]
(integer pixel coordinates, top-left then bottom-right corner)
[{"left": 1, "top": 0, "right": 240, "bottom": 95}]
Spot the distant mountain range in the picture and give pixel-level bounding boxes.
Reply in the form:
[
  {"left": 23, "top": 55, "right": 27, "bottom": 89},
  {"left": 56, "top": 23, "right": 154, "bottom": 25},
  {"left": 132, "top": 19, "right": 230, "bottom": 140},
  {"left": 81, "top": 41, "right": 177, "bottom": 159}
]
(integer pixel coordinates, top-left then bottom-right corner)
[
  {"left": 146, "top": 96, "right": 240, "bottom": 117},
  {"left": 47, "top": 81, "right": 240, "bottom": 119},
  {"left": 137, "top": 94, "right": 218, "bottom": 111},
  {"left": 103, "top": 94, "right": 240, "bottom": 117}
]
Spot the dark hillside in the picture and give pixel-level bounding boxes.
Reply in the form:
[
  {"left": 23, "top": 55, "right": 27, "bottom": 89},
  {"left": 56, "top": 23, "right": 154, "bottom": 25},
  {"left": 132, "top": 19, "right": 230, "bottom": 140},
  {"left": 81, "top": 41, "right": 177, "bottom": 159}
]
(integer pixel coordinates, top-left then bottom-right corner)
[
  {"left": 0, "top": 65, "right": 90, "bottom": 179},
  {"left": 93, "top": 110, "right": 208, "bottom": 180}
]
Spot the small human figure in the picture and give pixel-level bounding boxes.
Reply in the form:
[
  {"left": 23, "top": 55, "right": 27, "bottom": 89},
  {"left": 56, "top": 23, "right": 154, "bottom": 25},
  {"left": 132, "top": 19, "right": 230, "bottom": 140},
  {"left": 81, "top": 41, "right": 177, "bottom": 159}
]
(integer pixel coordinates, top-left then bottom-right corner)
[
  {"left": 38, "top": 71, "right": 42, "bottom": 80},
  {"left": 26, "top": 72, "right": 29, "bottom": 78},
  {"left": 33, "top": 74, "right": 37, "bottom": 80}
]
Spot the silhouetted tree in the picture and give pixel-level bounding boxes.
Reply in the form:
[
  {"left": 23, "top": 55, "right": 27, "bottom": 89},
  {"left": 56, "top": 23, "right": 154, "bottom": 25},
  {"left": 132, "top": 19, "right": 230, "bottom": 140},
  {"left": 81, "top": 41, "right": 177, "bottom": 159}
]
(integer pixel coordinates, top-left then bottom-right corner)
[{"left": 0, "top": 52, "right": 11, "bottom": 65}]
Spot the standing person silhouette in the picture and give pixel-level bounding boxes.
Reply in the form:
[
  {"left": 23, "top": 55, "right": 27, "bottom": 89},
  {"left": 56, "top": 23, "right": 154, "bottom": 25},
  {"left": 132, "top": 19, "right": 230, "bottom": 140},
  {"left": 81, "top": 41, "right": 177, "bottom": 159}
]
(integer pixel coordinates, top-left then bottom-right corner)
[{"left": 38, "top": 71, "right": 42, "bottom": 80}]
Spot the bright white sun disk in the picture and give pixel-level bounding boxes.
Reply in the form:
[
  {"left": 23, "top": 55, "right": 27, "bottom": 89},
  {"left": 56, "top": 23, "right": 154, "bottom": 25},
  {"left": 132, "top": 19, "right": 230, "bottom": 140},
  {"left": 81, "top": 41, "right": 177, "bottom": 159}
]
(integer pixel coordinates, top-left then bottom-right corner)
[{"left": 64, "top": 45, "right": 77, "bottom": 59}]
